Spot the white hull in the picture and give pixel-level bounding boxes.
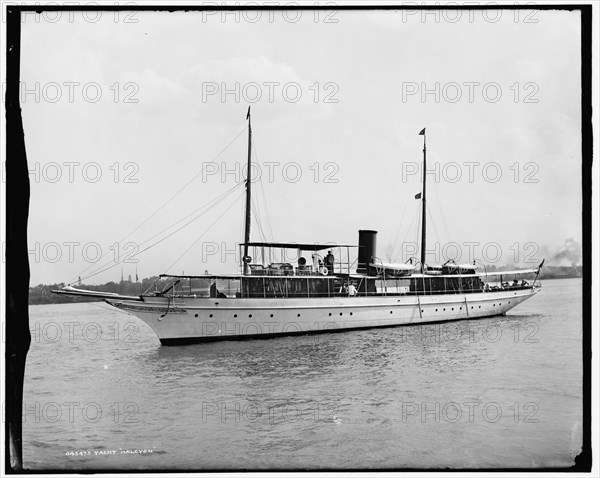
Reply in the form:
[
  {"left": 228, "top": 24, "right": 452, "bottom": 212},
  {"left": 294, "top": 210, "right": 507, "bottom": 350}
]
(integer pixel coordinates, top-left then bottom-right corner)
[{"left": 106, "top": 287, "right": 539, "bottom": 345}]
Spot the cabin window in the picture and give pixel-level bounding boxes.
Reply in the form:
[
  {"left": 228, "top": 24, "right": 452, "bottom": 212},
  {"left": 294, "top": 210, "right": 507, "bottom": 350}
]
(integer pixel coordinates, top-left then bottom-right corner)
[
  {"left": 375, "top": 279, "right": 410, "bottom": 295},
  {"left": 216, "top": 279, "right": 240, "bottom": 298},
  {"left": 189, "top": 278, "right": 213, "bottom": 297}
]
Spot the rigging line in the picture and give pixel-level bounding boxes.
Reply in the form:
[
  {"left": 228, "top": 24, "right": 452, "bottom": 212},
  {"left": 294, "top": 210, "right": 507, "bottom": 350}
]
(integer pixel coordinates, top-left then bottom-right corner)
[
  {"left": 71, "top": 126, "right": 248, "bottom": 283},
  {"left": 250, "top": 193, "right": 262, "bottom": 233},
  {"left": 73, "top": 179, "right": 243, "bottom": 284},
  {"left": 82, "top": 181, "right": 244, "bottom": 280},
  {"left": 415, "top": 205, "right": 422, "bottom": 263},
  {"left": 255, "top": 201, "right": 268, "bottom": 242},
  {"left": 165, "top": 189, "right": 246, "bottom": 273},
  {"left": 246, "top": 149, "right": 269, "bottom": 244},
  {"left": 259, "top": 177, "right": 274, "bottom": 242},
  {"left": 128, "top": 182, "right": 243, "bottom": 253},
  {"left": 390, "top": 170, "right": 419, "bottom": 261},
  {"left": 251, "top": 199, "right": 268, "bottom": 242},
  {"left": 81, "top": 187, "right": 246, "bottom": 283},
  {"left": 248, "top": 140, "right": 262, "bottom": 233},
  {"left": 239, "top": 188, "right": 245, "bottom": 250},
  {"left": 431, "top": 178, "right": 450, "bottom": 246},
  {"left": 75, "top": 182, "right": 244, "bottom": 284},
  {"left": 250, "top": 201, "right": 264, "bottom": 242},
  {"left": 428, "top": 148, "right": 450, "bottom": 245},
  {"left": 426, "top": 202, "right": 443, "bottom": 258},
  {"left": 395, "top": 205, "right": 421, "bottom": 262},
  {"left": 252, "top": 176, "right": 267, "bottom": 241},
  {"left": 252, "top": 140, "right": 274, "bottom": 242}
]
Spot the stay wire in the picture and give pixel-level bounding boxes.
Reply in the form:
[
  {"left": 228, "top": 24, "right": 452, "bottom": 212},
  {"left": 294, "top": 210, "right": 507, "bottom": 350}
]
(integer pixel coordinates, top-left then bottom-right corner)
[
  {"left": 78, "top": 181, "right": 244, "bottom": 283},
  {"left": 252, "top": 140, "right": 274, "bottom": 242},
  {"left": 390, "top": 171, "right": 419, "bottom": 261},
  {"left": 165, "top": 189, "right": 246, "bottom": 273},
  {"left": 70, "top": 125, "right": 247, "bottom": 284}
]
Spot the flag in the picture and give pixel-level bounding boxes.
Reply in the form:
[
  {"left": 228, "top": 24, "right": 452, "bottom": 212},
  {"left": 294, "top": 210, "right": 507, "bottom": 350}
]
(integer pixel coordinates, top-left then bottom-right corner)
[
  {"left": 419, "top": 128, "right": 426, "bottom": 135},
  {"left": 415, "top": 192, "right": 422, "bottom": 199},
  {"left": 246, "top": 106, "right": 251, "bottom": 120}
]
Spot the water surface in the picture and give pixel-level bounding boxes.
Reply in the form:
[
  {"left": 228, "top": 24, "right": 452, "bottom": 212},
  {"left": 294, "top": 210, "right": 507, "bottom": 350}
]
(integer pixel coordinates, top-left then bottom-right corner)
[{"left": 23, "top": 278, "right": 583, "bottom": 470}]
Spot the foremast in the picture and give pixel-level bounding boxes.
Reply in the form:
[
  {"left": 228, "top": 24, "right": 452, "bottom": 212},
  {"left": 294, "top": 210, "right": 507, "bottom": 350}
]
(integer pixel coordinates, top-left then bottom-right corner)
[
  {"left": 242, "top": 107, "right": 252, "bottom": 275},
  {"left": 419, "top": 128, "right": 427, "bottom": 272}
]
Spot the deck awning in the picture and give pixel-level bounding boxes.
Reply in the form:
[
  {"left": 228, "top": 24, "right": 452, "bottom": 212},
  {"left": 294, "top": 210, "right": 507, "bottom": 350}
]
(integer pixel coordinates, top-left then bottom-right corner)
[{"left": 243, "top": 242, "right": 359, "bottom": 251}]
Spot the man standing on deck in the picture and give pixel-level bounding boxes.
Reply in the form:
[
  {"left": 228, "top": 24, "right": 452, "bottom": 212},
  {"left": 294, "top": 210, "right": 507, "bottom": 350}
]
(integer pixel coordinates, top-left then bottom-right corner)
[{"left": 325, "top": 250, "right": 335, "bottom": 274}]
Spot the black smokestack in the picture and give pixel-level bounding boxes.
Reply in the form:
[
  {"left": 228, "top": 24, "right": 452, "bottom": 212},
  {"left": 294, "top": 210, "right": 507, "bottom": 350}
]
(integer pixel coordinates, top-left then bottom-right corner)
[{"left": 357, "top": 230, "right": 377, "bottom": 275}]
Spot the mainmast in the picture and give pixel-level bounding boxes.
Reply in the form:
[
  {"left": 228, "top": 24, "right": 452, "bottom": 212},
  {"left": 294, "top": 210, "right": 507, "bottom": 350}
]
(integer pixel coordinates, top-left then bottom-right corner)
[
  {"left": 242, "top": 107, "right": 252, "bottom": 275},
  {"left": 419, "top": 128, "right": 426, "bottom": 271}
]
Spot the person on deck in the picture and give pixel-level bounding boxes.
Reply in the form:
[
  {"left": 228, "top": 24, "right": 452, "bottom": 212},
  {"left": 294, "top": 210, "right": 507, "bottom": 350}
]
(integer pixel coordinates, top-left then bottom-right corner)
[{"left": 325, "top": 250, "right": 335, "bottom": 274}]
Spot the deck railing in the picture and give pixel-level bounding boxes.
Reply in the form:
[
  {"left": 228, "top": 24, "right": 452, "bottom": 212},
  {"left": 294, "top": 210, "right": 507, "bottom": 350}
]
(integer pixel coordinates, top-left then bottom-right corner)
[{"left": 154, "top": 275, "right": 537, "bottom": 299}]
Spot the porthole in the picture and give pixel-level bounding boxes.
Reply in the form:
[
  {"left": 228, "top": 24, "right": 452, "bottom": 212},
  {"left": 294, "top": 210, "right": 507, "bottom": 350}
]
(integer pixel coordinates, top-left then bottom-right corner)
[
  {"left": 478, "top": 306, "right": 481, "bottom": 309},
  {"left": 471, "top": 306, "right": 473, "bottom": 309},
  {"left": 249, "top": 314, "right": 253, "bottom": 318},
  {"left": 194, "top": 314, "right": 198, "bottom": 318},
  {"left": 209, "top": 314, "right": 213, "bottom": 318},
  {"left": 329, "top": 313, "right": 332, "bottom": 316},
  {"left": 270, "top": 314, "right": 274, "bottom": 318},
  {"left": 297, "top": 314, "right": 301, "bottom": 317},
  {"left": 435, "top": 308, "right": 438, "bottom": 312},
  {"left": 421, "top": 309, "right": 424, "bottom": 313},
  {"left": 350, "top": 312, "right": 353, "bottom": 316},
  {"left": 443, "top": 308, "right": 446, "bottom": 311},
  {"left": 390, "top": 311, "right": 393, "bottom": 314},
  {"left": 340, "top": 313, "right": 343, "bottom": 316},
  {"left": 234, "top": 314, "right": 238, "bottom": 318},
  {"left": 452, "top": 308, "right": 454, "bottom": 311}
]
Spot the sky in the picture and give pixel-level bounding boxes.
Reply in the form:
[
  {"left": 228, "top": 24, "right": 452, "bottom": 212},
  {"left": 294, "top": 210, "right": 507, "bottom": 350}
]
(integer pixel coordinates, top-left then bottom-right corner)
[{"left": 10, "top": 4, "right": 588, "bottom": 285}]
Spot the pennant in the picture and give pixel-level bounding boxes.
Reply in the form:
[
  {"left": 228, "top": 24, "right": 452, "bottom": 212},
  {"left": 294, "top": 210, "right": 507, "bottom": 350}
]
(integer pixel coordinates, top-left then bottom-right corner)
[
  {"left": 415, "top": 192, "right": 422, "bottom": 199},
  {"left": 419, "top": 128, "right": 425, "bottom": 135}
]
